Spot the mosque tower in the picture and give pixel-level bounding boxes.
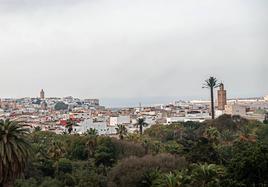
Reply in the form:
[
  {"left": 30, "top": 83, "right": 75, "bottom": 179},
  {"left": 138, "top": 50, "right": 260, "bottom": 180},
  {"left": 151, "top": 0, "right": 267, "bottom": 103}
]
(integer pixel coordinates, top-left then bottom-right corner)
[
  {"left": 217, "top": 83, "right": 227, "bottom": 110},
  {"left": 40, "top": 89, "right": 45, "bottom": 100}
]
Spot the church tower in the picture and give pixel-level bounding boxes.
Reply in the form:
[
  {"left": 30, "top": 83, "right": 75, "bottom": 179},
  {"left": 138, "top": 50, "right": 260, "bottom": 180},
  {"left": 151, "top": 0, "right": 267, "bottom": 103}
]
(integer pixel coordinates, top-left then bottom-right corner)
[
  {"left": 217, "top": 83, "right": 227, "bottom": 110},
  {"left": 40, "top": 89, "right": 45, "bottom": 100}
]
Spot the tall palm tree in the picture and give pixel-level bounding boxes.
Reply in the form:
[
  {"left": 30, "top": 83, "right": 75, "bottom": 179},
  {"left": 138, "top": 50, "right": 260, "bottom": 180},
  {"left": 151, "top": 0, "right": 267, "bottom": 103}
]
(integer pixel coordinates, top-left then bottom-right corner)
[
  {"left": 135, "top": 117, "right": 148, "bottom": 135},
  {"left": 115, "top": 125, "right": 127, "bottom": 140},
  {"left": 0, "top": 119, "right": 31, "bottom": 186},
  {"left": 203, "top": 77, "right": 220, "bottom": 119}
]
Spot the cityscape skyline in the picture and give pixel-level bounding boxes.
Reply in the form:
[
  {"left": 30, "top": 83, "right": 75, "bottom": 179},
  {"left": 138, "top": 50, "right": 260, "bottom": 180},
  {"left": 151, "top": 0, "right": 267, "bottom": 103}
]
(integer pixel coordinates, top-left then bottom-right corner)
[{"left": 0, "top": 88, "right": 267, "bottom": 108}]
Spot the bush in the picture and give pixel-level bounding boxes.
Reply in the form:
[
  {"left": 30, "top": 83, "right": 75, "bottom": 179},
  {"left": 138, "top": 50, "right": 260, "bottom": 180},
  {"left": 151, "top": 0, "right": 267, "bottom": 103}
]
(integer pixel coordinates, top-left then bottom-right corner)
[
  {"left": 226, "top": 141, "right": 268, "bottom": 186},
  {"left": 95, "top": 137, "right": 117, "bottom": 167},
  {"left": 112, "top": 139, "right": 146, "bottom": 159},
  {"left": 39, "top": 177, "right": 63, "bottom": 187},
  {"left": 14, "top": 178, "right": 38, "bottom": 187},
  {"left": 54, "top": 102, "right": 68, "bottom": 111},
  {"left": 107, "top": 153, "right": 187, "bottom": 187},
  {"left": 67, "top": 137, "right": 88, "bottom": 160},
  {"left": 58, "top": 158, "right": 73, "bottom": 174}
]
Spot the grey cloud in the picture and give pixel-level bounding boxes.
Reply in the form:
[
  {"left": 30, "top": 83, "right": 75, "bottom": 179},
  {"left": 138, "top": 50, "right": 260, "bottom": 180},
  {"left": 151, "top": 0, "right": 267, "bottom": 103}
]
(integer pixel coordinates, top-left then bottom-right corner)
[{"left": 0, "top": 0, "right": 267, "bottom": 106}]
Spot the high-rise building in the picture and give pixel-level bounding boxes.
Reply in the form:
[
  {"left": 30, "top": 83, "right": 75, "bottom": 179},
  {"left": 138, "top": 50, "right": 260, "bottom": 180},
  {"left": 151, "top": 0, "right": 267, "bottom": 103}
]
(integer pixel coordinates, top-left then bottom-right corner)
[
  {"left": 40, "top": 89, "right": 45, "bottom": 99},
  {"left": 217, "top": 83, "right": 227, "bottom": 110}
]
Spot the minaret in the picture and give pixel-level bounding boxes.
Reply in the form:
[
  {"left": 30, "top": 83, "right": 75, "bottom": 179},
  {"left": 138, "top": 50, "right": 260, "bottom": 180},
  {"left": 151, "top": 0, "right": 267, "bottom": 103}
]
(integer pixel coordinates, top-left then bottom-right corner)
[
  {"left": 40, "top": 89, "right": 45, "bottom": 99},
  {"left": 217, "top": 83, "right": 227, "bottom": 110}
]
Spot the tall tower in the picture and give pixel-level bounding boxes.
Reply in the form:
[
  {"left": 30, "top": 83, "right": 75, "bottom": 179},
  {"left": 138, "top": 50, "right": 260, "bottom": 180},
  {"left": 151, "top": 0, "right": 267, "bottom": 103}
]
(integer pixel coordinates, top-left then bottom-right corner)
[
  {"left": 217, "top": 83, "right": 227, "bottom": 110},
  {"left": 40, "top": 89, "right": 45, "bottom": 99}
]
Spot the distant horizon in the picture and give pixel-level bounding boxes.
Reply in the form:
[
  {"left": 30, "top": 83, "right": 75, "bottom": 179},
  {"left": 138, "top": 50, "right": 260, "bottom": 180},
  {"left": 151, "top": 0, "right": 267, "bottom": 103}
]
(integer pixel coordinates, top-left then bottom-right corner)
[{"left": 0, "top": 93, "right": 266, "bottom": 108}]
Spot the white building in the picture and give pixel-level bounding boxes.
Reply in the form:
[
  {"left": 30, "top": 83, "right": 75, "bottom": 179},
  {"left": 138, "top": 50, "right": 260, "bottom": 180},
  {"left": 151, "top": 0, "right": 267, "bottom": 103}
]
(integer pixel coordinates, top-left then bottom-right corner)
[
  {"left": 69, "top": 112, "right": 91, "bottom": 120},
  {"left": 225, "top": 104, "right": 246, "bottom": 116},
  {"left": 166, "top": 116, "right": 185, "bottom": 124},
  {"left": 110, "top": 115, "right": 131, "bottom": 126},
  {"left": 74, "top": 119, "right": 116, "bottom": 135}
]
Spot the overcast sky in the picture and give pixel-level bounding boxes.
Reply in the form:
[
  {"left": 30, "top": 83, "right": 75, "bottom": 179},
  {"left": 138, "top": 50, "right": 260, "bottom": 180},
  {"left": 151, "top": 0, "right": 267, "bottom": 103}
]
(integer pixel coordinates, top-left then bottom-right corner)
[{"left": 0, "top": 0, "right": 267, "bottom": 106}]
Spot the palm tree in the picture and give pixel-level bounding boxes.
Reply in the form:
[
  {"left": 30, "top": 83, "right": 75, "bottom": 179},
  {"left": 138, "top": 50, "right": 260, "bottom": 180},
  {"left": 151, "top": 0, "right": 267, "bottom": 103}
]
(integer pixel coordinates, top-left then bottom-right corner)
[
  {"left": 191, "top": 163, "right": 225, "bottom": 187},
  {"left": 85, "top": 128, "right": 98, "bottom": 157},
  {"left": 205, "top": 127, "right": 220, "bottom": 144},
  {"left": 86, "top": 128, "right": 98, "bottom": 136},
  {"left": 47, "top": 141, "right": 66, "bottom": 161},
  {"left": 0, "top": 119, "right": 31, "bottom": 186},
  {"left": 126, "top": 133, "right": 141, "bottom": 143},
  {"left": 142, "top": 138, "right": 150, "bottom": 154},
  {"left": 203, "top": 77, "right": 220, "bottom": 119},
  {"left": 115, "top": 125, "right": 128, "bottom": 140},
  {"left": 47, "top": 141, "right": 66, "bottom": 174},
  {"left": 163, "top": 172, "right": 180, "bottom": 187},
  {"left": 65, "top": 119, "right": 77, "bottom": 134},
  {"left": 135, "top": 117, "right": 148, "bottom": 135},
  {"left": 239, "top": 126, "right": 256, "bottom": 142},
  {"left": 220, "top": 130, "right": 236, "bottom": 144},
  {"left": 34, "top": 126, "right": 42, "bottom": 132},
  {"left": 155, "top": 170, "right": 190, "bottom": 187}
]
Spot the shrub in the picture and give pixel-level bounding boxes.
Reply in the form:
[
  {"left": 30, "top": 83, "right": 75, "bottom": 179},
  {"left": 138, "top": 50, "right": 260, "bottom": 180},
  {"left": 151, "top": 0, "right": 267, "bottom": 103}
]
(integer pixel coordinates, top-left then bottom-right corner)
[{"left": 107, "top": 153, "right": 187, "bottom": 187}]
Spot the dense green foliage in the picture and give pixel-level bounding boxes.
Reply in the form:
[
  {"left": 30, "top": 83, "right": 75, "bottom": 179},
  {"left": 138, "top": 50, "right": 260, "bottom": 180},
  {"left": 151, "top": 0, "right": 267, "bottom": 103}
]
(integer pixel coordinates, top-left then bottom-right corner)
[
  {"left": 54, "top": 102, "right": 69, "bottom": 111},
  {"left": 1, "top": 115, "right": 268, "bottom": 186}
]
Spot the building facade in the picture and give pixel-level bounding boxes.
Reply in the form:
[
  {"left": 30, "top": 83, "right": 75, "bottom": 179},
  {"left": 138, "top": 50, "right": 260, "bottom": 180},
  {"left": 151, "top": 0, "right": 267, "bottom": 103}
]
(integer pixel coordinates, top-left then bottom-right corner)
[
  {"left": 40, "top": 89, "right": 45, "bottom": 99},
  {"left": 217, "top": 83, "right": 227, "bottom": 110},
  {"left": 225, "top": 104, "right": 246, "bottom": 116}
]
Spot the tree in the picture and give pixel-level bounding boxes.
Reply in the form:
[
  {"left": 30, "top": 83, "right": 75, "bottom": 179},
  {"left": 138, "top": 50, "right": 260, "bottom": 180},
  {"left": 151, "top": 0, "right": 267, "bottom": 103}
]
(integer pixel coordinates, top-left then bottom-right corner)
[
  {"left": 94, "top": 137, "right": 116, "bottom": 167},
  {"left": 126, "top": 133, "right": 141, "bottom": 143},
  {"left": 65, "top": 119, "right": 77, "bottom": 134},
  {"left": 220, "top": 130, "right": 236, "bottom": 145},
  {"left": 186, "top": 137, "right": 220, "bottom": 164},
  {"left": 191, "top": 163, "right": 226, "bottom": 187},
  {"left": 205, "top": 127, "right": 220, "bottom": 144},
  {"left": 226, "top": 141, "right": 268, "bottom": 186},
  {"left": 264, "top": 113, "right": 268, "bottom": 124},
  {"left": 47, "top": 141, "right": 66, "bottom": 162},
  {"left": 157, "top": 172, "right": 182, "bottom": 187},
  {"left": 86, "top": 129, "right": 99, "bottom": 158},
  {"left": 68, "top": 137, "right": 87, "bottom": 160},
  {"left": 58, "top": 158, "right": 72, "bottom": 174},
  {"left": 107, "top": 154, "right": 187, "bottom": 187},
  {"left": 203, "top": 77, "right": 220, "bottom": 119},
  {"left": 54, "top": 102, "right": 68, "bottom": 111},
  {"left": 34, "top": 126, "right": 42, "bottom": 132},
  {"left": 135, "top": 118, "right": 148, "bottom": 135},
  {"left": 116, "top": 125, "right": 128, "bottom": 140},
  {"left": 256, "top": 124, "right": 268, "bottom": 143},
  {"left": 0, "top": 119, "right": 31, "bottom": 186},
  {"left": 156, "top": 170, "right": 191, "bottom": 187},
  {"left": 86, "top": 128, "right": 98, "bottom": 136}
]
